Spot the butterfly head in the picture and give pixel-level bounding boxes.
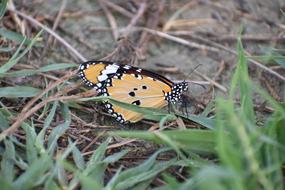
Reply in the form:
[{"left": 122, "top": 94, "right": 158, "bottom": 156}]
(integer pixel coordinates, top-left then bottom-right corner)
[
  {"left": 179, "top": 80, "right": 188, "bottom": 92},
  {"left": 165, "top": 81, "right": 188, "bottom": 104}
]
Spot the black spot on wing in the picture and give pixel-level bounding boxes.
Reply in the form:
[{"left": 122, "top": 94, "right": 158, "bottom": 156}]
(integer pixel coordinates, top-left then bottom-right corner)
[
  {"left": 132, "top": 100, "right": 141, "bottom": 106},
  {"left": 129, "top": 91, "right": 135, "bottom": 97}
]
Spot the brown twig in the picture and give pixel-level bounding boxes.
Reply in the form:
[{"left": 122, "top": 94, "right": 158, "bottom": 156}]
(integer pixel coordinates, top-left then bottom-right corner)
[
  {"left": 169, "top": 31, "right": 285, "bottom": 42},
  {"left": 47, "top": 0, "right": 68, "bottom": 45},
  {"left": 7, "top": 0, "right": 26, "bottom": 35},
  {"left": 138, "top": 1, "right": 165, "bottom": 54},
  {"left": 123, "top": 0, "right": 147, "bottom": 37},
  {"left": 194, "top": 70, "right": 228, "bottom": 93},
  {"left": 213, "top": 60, "right": 225, "bottom": 80},
  {"left": 104, "top": 1, "right": 134, "bottom": 18},
  {"left": 99, "top": 0, "right": 119, "bottom": 40},
  {"left": 140, "top": 28, "right": 220, "bottom": 53},
  {"left": 107, "top": 139, "right": 137, "bottom": 150},
  {"left": 82, "top": 138, "right": 137, "bottom": 156},
  {"left": 82, "top": 131, "right": 105, "bottom": 153},
  {"left": 0, "top": 71, "right": 78, "bottom": 141},
  {"left": 162, "top": 1, "right": 198, "bottom": 32},
  {"left": 8, "top": 9, "right": 87, "bottom": 62}
]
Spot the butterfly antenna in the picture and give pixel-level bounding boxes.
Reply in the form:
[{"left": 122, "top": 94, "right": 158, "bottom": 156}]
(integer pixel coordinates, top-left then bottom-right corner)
[{"left": 188, "top": 64, "right": 201, "bottom": 76}]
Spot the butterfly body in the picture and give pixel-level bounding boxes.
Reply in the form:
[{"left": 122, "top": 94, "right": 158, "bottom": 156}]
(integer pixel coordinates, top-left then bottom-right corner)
[{"left": 79, "top": 61, "right": 188, "bottom": 123}]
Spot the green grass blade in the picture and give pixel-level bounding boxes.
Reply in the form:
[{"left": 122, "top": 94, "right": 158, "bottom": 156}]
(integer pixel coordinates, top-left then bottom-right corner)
[
  {"left": 132, "top": 179, "right": 154, "bottom": 190},
  {"left": 103, "top": 149, "right": 128, "bottom": 163},
  {"left": 0, "top": 46, "right": 14, "bottom": 52},
  {"left": 236, "top": 38, "right": 255, "bottom": 122},
  {"left": 0, "top": 177, "right": 16, "bottom": 190},
  {"left": 43, "top": 179, "right": 60, "bottom": 190},
  {"left": 0, "top": 110, "right": 9, "bottom": 131},
  {"left": 83, "top": 138, "right": 111, "bottom": 185},
  {"left": 0, "top": 69, "right": 38, "bottom": 78},
  {"left": 109, "top": 129, "right": 216, "bottom": 153},
  {"left": 181, "top": 165, "right": 236, "bottom": 190},
  {"left": 115, "top": 160, "right": 176, "bottom": 190},
  {"left": 71, "top": 142, "right": 85, "bottom": 170},
  {"left": 44, "top": 101, "right": 58, "bottom": 128},
  {"left": 104, "top": 166, "right": 123, "bottom": 190},
  {"left": 178, "top": 113, "right": 215, "bottom": 129},
  {"left": 0, "top": 28, "right": 32, "bottom": 45},
  {"left": 160, "top": 173, "right": 181, "bottom": 190},
  {"left": 80, "top": 96, "right": 213, "bottom": 127},
  {"left": 0, "top": 139, "right": 16, "bottom": 183},
  {"left": 53, "top": 140, "right": 78, "bottom": 188},
  {"left": 79, "top": 96, "right": 176, "bottom": 122},
  {"left": 0, "top": 30, "right": 42, "bottom": 73},
  {"left": 13, "top": 154, "right": 52, "bottom": 190},
  {"left": 0, "top": 0, "right": 8, "bottom": 19},
  {"left": 38, "top": 63, "right": 77, "bottom": 72},
  {"left": 262, "top": 118, "right": 284, "bottom": 190},
  {"left": 0, "top": 63, "right": 77, "bottom": 78},
  {"left": 21, "top": 123, "right": 38, "bottom": 165},
  {"left": 47, "top": 103, "right": 71, "bottom": 154},
  {"left": 105, "top": 148, "right": 168, "bottom": 187},
  {"left": 0, "top": 86, "right": 41, "bottom": 97},
  {"left": 35, "top": 101, "right": 58, "bottom": 154},
  {"left": 62, "top": 161, "right": 103, "bottom": 190},
  {"left": 56, "top": 163, "right": 68, "bottom": 187},
  {"left": 85, "top": 138, "right": 109, "bottom": 173}
]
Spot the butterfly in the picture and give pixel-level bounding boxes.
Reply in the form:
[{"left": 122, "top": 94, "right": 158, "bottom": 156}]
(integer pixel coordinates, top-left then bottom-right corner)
[{"left": 79, "top": 61, "right": 188, "bottom": 123}]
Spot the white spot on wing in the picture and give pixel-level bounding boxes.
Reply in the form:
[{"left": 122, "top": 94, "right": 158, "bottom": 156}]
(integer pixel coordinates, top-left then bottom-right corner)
[
  {"left": 98, "top": 74, "right": 108, "bottom": 81},
  {"left": 102, "top": 65, "right": 119, "bottom": 75},
  {"left": 123, "top": 65, "right": 131, "bottom": 69}
]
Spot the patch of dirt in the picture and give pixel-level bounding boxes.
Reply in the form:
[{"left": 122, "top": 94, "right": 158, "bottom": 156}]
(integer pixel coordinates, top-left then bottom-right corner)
[{"left": 1, "top": 0, "right": 285, "bottom": 185}]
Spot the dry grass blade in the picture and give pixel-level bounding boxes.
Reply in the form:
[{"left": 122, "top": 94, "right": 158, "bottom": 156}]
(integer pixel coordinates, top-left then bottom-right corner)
[
  {"left": 162, "top": 1, "right": 198, "bottom": 32},
  {"left": 164, "top": 18, "right": 215, "bottom": 31},
  {"left": 7, "top": 0, "right": 25, "bottom": 35},
  {"left": 123, "top": 0, "right": 147, "bottom": 37},
  {"left": 181, "top": 33, "right": 285, "bottom": 82},
  {"left": 140, "top": 28, "right": 220, "bottom": 53},
  {"left": 8, "top": 9, "right": 87, "bottom": 62},
  {"left": 0, "top": 71, "right": 78, "bottom": 141},
  {"left": 103, "top": 0, "right": 134, "bottom": 18},
  {"left": 194, "top": 70, "right": 228, "bottom": 93},
  {"left": 107, "top": 139, "right": 137, "bottom": 150},
  {"left": 168, "top": 31, "right": 285, "bottom": 42},
  {"left": 138, "top": 1, "right": 165, "bottom": 54},
  {"left": 47, "top": 0, "right": 68, "bottom": 45},
  {"left": 99, "top": 0, "right": 119, "bottom": 40}
]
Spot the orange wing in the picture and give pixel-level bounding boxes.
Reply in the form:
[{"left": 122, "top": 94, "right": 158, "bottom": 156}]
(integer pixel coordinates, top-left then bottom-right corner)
[{"left": 104, "top": 73, "right": 172, "bottom": 123}]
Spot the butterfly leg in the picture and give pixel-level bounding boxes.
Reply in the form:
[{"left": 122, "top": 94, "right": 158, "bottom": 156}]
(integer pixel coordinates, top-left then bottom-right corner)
[{"left": 180, "top": 94, "right": 189, "bottom": 116}]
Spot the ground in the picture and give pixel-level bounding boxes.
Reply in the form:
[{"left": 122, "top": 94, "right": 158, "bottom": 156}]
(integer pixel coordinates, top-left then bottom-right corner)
[{"left": 0, "top": 0, "right": 284, "bottom": 188}]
